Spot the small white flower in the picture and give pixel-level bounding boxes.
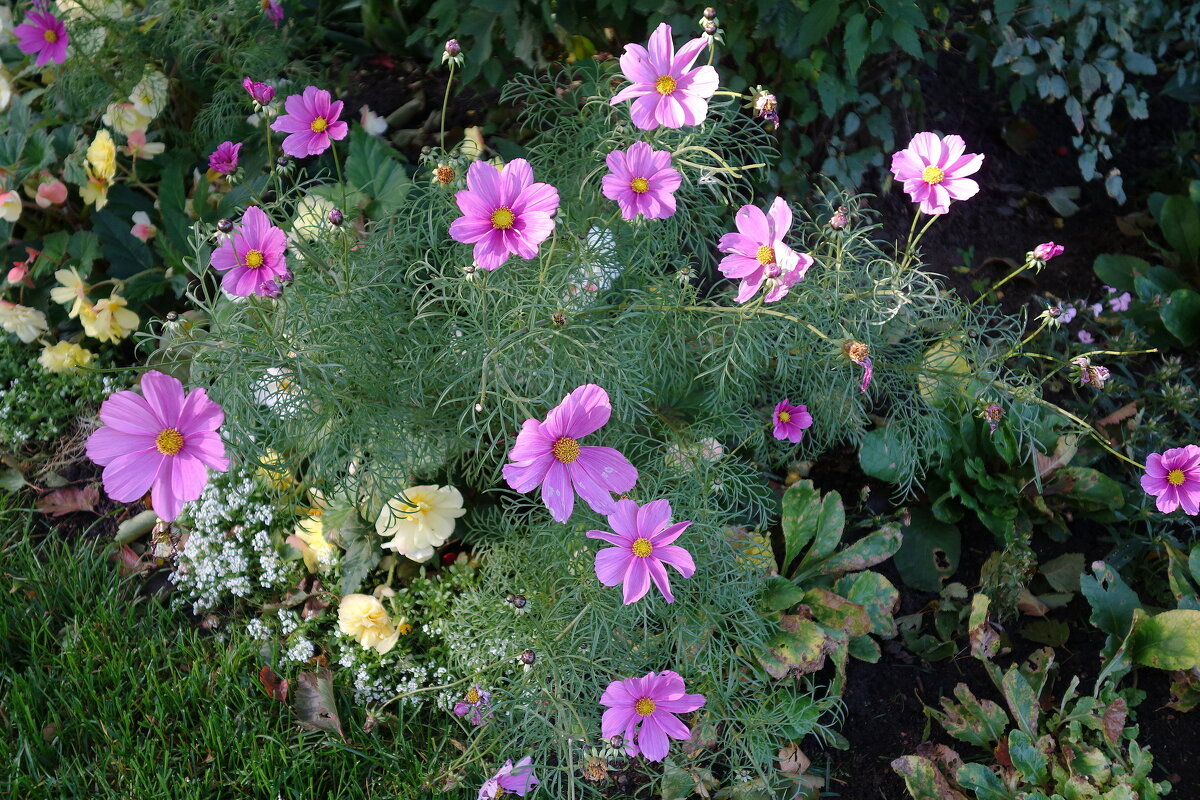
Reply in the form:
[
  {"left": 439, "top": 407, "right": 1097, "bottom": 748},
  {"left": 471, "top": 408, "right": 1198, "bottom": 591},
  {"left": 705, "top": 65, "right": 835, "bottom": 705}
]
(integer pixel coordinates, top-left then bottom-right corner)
[{"left": 360, "top": 105, "right": 388, "bottom": 136}]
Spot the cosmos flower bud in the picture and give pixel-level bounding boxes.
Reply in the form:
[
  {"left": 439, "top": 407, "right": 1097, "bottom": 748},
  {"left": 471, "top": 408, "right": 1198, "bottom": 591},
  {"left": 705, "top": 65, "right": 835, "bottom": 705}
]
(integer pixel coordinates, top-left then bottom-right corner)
[
  {"left": 327, "top": 208, "right": 344, "bottom": 226},
  {"left": 703, "top": 7, "right": 716, "bottom": 18},
  {"left": 830, "top": 205, "right": 849, "bottom": 230},
  {"left": 703, "top": 21, "right": 716, "bottom": 34},
  {"left": 520, "top": 649, "right": 536, "bottom": 665},
  {"left": 217, "top": 218, "right": 234, "bottom": 233},
  {"left": 445, "top": 39, "right": 461, "bottom": 56},
  {"left": 276, "top": 154, "right": 291, "bottom": 167}
]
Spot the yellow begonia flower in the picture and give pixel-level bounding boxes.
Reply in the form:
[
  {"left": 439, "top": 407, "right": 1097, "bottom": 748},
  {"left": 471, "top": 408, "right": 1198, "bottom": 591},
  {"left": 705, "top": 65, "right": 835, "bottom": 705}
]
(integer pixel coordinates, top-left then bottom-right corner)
[
  {"left": 337, "top": 594, "right": 399, "bottom": 654},
  {"left": 50, "top": 267, "right": 89, "bottom": 318},
  {"left": 38, "top": 341, "right": 94, "bottom": 372},
  {"left": 0, "top": 302, "right": 48, "bottom": 343},
  {"left": 87, "top": 129, "right": 117, "bottom": 182},
  {"left": 82, "top": 294, "right": 138, "bottom": 343},
  {"left": 376, "top": 484, "right": 466, "bottom": 563},
  {"left": 294, "top": 511, "right": 335, "bottom": 572}
]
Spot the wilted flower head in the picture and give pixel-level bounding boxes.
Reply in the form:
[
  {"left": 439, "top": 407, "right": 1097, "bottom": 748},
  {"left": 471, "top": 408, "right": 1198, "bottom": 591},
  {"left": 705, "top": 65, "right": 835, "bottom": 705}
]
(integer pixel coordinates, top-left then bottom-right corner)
[
  {"left": 1071, "top": 356, "right": 1110, "bottom": 389},
  {"left": 610, "top": 23, "right": 719, "bottom": 130},
  {"left": 749, "top": 86, "right": 779, "bottom": 130},
  {"left": 843, "top": 340, "right": 873, "bottom": 393},
  {"left": 981, "top": 402, "right": 1004, "bottom": 434},
  {"left": 890, "top": 132, "right": 984, "bottom": 215},
  {"left": 478, "top": 756, "right": 538, "bottom": 799},
  {"left": 261, "top": 0, "right": 284, "bottom": 27},
  {"left": 1141, "top": 445, "right": 1200, "bottom": 515},
  {"left": 452, "top": 685, "right": 492, "bottom": 726}
]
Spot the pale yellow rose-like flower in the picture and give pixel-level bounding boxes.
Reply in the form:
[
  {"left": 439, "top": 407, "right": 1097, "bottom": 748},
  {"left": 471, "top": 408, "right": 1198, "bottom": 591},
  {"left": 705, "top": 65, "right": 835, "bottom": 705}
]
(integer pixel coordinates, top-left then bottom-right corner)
[
  {"left": 0, "top": 302, "right": 49, "bottom": 343},
  {"left": 38, "top": 341, "right": 94, "bottom": 372},
  {"left": 294, "top": 510, "right": 335, "bottom": 572},
  {"left": 129, "top": 69, "right": 169, "bottom": 120},
  {"left": 87, "top": 130, "right": 117, "bottom": 182},
  {"left": 376, "top": 484, "right": 466, "bottom": 563},
  {"left": 291, "top": 194, "right": 336, "bottom": 241},
  {"left": 51, "top": 267, "right": 89, "bottom": 318},
  {"left": 82, "top": 294, "right": 138, "bottom": 343},
  {"left": 0, "top": 189, "right": 20, "bottom": 223},
  {"left": 338, "top": 593, "right": 399, "bottom": 654}
]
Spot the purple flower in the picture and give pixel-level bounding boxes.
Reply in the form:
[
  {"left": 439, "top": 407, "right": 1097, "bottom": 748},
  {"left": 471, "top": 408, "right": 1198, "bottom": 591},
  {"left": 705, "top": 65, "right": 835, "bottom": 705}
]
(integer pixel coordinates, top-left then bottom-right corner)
[
  {"left": 502, "top": 384, "right": 638, "bottom": 523},
  {"left": 210, "top": 206, "right": 290, "bottom": 297},
  {"left": 478, "top": 756, "right": 538, "bottom": 799},
  {"left": 243, "top": 77, "right": 275, "bottom": 105},
  {"left": 208, "top": 141, "right": 243, "bottom": 175},
  {"left": 890, "top": 132, "right": 984, "bottom": 215},
  {"left": 610, "top": 23, "right": 719, "bottom": 130},
  {"left": 601, "top": 142, "right": 681, "bottom": 221},
  {"left": 600, "top": 671, "right": 706, "bottom": 762},
  {"left": 14, "top": 10, "right": 69, "bottom": 67},
  {"left": 449, "top": 159, "right": 559, "bottom": 271},
  {"left": 261, "top": 0, "right": 284, "bottom": 27},
  {"left": 772, "top": 399, "right": 812, "bottom": 443},
  {"left": 1032, "top": 241, "right": 1064, "bottom": 261},
  {"left": 717, "top": 197, "right": 813, "bottom": 303},
  {"left": 1108, "top": 291, "right": 1132, "bottom": 312},
  {"left": 1141, "top": 445, "right": 1200, "bottom": 515},
  {"left": 586, "top": 498, "right": 695, "bottom": 605},
  {"left": 1057, "top": 305, "right": 1077, "bottom": 324},
  {"left": 85, "top": 371, "right": 230, "bottom": 521},
  {"left": 270, "top": 86, "right": 349, "bottom": 158},
  {"left": 452, "top": 685, "right": 492, "bottom": 726},
  {"left": 1078, "top": 330, "right": 1095, "bottom": 344}
]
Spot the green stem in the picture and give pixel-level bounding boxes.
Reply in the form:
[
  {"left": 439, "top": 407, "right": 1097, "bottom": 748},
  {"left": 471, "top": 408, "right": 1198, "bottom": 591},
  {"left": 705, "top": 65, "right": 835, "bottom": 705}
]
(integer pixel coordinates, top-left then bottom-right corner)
[
  {"left": 971, "top": 259, "right": 1031, "bottom": 308},
  {"left": 440, "top": 62, "right": 456, "bottom": 151}
]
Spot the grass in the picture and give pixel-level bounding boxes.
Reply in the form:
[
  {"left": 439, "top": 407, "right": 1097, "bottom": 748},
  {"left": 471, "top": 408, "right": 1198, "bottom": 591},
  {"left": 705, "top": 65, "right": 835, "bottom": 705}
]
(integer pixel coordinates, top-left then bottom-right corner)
[{"left": 0, "top": 498, "right": 452, "bottom": 799}]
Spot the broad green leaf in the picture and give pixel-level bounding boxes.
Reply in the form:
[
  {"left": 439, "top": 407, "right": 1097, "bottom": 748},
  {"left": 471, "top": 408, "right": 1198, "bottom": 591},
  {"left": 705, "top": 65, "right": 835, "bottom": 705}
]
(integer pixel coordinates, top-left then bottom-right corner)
[
  {"left": 68, "top": 231, "right": 103, "bottom": 269},
  {"left": 891, "top": 19, "right": 922, "bottom": 58},
  {"left": 766, "top": 619, "right": 827, "bottom": 674},
  {"left": 860, "top": 427, "right": 904, "bottom": 483},
  {"left": 780, "top": 480, "right": 820, "bottom": 569},
  {"left": 968, "top": 594, "right": 998, "bottom": 662},
  {"left": 844, "top": 15, "right": 869, "bottom": 78},
  {"left": 1043, "top": 467, "right": 1125, "bottom": 511},
  {"left": 346, "top": 121, "right": 411, "bottom": 217},
  {"left": 794, "top": 0, "right": 840, "bottom": 52},
  {"left": 1001, "top": 667, "right": 1039, "bottom": 737},
  {"left": 820, "top": 524, "right": 901, "bottom": 574},
  {"left": 1154, "top": 194, "right": 1200, "bottom": 268},
  {"left": 338, "top": 523, "right": 381, "bottom": 596},
  {"left": 935, "top": 684, "right": 1009, "bottom": 747},
  {"left": 954, "top": 763, "right": 1008, "bottom": 800},
  {"left": 1080, "top": 562, "right": 1141, "bottom": 639},
  {"left": 1161, "top": 288, "right": 1200, "bottom": 346},
  {"left": 847, "top": 634, "right": 880, "bottom": 663},
  {"left": 1092, "top": 253, "right": 1149, "bottom": 291},
  {"left": 763, "top": 576, "right": 806, "bottom": 611},
  {"left": 894, "top": 508, "right": 960, "bottom": 592},
  {"left": 1129, "top": 609, "right": 1200, "bottom": 670},
  {"left": 1021, "top": 618, "right": 1069, "bottom": 647},
  {"left": 836, "top": 571, "right": 899, "bottom": 637},
  {"left": 804, "top": 588, "right": 871, "bottom": 638},
  {"left": 91, "top": 210, "right": 153, "bottom": 279},
  {"left": 294, "top": 669, "right": 346, "bottom": 741},
  {"left": 1008, "top": 729, "right": 1048, "bottom": 783}
]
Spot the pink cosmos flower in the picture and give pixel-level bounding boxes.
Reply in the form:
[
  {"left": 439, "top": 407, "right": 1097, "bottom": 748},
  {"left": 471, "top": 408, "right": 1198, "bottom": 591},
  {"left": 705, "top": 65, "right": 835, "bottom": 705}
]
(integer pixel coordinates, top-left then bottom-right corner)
[
  {"left": 586, "top": 498, "right": 695, "bottom": 604},
  {"left": 449, "top": 159, "right": 560, "bottom": 271},
  {"left": 1032, "top": 242, "right": 1064, "bottom": 261},
  {"left": 478, "top": 756, "right": 538, "bottom": 799},
  {"left": 601, "top": 141, "right": 681, "bottom": 221},
  {"left": 717, "top": 197, "right": 812, "bottom": 303},
  {"left": 261, "top": 0, "right": 284, "bottom": 27},
  {"left": 772, "top": 399, "right": 812, "bottom": 443},
  {"left": 610, "top": 22, "right": 719, "bottom": 130},
  {"left": 14, "top": 10, "right": 69, "bottom": 67},
  {"left": 210, "top": 206, "right": 290, "bottom": 297},
  {"left": 890, "top": 132, "right": 984, "bottom": 215},
  {"left": 600, "top": 671, "right": 706, "bottom": 762},
  {"left": 243, "top": 78, "right": 276, "bottom": 106},
  {"left": 270, "top": 86, "right": 349, "bottom": 158},
  {"left": 208, "top": 141, "right": 242, "bottom": 175},
  {"left": 85, "top": 371, "right": 230, "bottom": 521},
  {"left": 502, "top": 384, "right": 638, "bottom": 523},
  {"left": 1141, "top": 445, "right": 1200, "bottom": 515},
  {"left": 35, "top": 179, "right": 68, "bottom": 208}
]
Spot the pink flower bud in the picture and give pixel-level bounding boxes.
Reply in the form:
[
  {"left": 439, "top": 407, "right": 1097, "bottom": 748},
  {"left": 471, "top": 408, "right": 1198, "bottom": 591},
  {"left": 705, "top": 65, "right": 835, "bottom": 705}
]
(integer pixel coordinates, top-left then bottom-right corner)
[{"left": 35, "top": 179, "right": 68, "bottom": 208}]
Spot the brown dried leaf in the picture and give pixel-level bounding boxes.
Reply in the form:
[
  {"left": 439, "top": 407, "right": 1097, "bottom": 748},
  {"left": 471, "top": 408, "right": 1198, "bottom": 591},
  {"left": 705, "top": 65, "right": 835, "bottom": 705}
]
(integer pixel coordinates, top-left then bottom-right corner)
[
  {"left": 1102, "top": 696, "right": 1127, "bottom": 744},
  {"left": 36, "top": 485, "right": 99, "bottom": 516},
  {"left": 258, "top": 665, "right": 289, "bottom": 703},
  {"left": 112, "top": 544, "right": 153, "bottom": 576},
  {"left": 294, "top": 669, "right": 345, "bottom": 741},
  {"left": 1017, "top": 588, "right": 1050, "bottom": 617},
  {"left": 1097, "top": 401, "right": 1139, "bottom": 428}
]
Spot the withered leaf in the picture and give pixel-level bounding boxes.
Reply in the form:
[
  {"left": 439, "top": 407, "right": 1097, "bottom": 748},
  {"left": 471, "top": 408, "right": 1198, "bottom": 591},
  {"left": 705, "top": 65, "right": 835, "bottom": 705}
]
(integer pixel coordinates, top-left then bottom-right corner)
[
  {"left": 294, "top": 669, "right": 346, "bottom": 741},
  {"left": 36, "top": 485, "right": 99, "bottom": 516},
  {"left": 258, "top": 665, "right": 289, "bottom": 703}
]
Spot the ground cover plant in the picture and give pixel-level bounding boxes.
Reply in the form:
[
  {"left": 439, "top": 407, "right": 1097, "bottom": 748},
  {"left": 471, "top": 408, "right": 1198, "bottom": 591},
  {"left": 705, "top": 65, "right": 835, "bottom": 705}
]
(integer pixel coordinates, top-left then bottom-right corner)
[{"left": 2, "top": 2, "right": 1198, "bottom": 798}]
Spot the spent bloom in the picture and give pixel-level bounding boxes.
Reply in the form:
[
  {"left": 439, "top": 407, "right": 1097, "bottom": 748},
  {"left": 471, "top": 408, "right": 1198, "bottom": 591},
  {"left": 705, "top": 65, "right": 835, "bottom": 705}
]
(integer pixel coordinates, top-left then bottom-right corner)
[
  {"left": 85, "top": 371, "right": 230, "bottom": 521},
  {"left": 772, "top": 399, "right": 812, "bottom": 443},
  {"left": 243, "top": 78, "right": 276, "bottom": 106},
  {"left": 452, "top": 685, "right": 492, "bottom": 726},
  {"left": 601, "top": 141, "right": 681, "bottom": 221},
  {"left": 207, "top": 141, "right": 242, "bottom": 175},
  {"left": 502, "top": 384, "right": 638, "bottom": 523},
  {"left": 1071, "top": 356, "right": 1110, "bottom": 389},
  {"left": 0, "top": 302, "right": 48, "bottom": 343},
  {"left": 39, "top": 341, "right": 93, "bottom": 373},
  {"left": 337, "top": 593, "right": 399, "bottom": 653},
  {"left": 610, "top": 22, "right": 719, "bottom": 130},
  {"left": 478, "top": 756, "right": 538, "bottom": 799},
  {"left": 981, "top": 402, "right": 1005, "bottom": 434},
  {"left": 750, "top": 85, "right": 780, "bottom": 130},
  {"left": 376, "top": 484, "right": 466, "bottom": 562},
  {"left": 890, "top": 132, "right": 984, "bottom": 215},
  {"left": 261, "top": 0, "right": 284, "bottom": 27},
  {"left": 586, "top": 498, "right": 696, "bottom": 605},
  {"left": 717, "top": 197, "right": 812, "bottom": 303},
  {"left": 449, "top": 159, "right": 559, "bottom": 271},
  {"left": 600, "top": 671, "right": 706, "bottom": 762},
  {"left": 1141, "top": 445, "right": 1200, "bottom": 515},
  {"left": 271, "top": 86, "right": 349, "bottom": 158},
  {"left": 844, "top": 340, "right": 873, "bottom": 393},
  {"left": 209, "top": 205, "right": 290, "bottom": 297},
  {"left": 14, "top": 10, "right": 69, "bottom": 67}
]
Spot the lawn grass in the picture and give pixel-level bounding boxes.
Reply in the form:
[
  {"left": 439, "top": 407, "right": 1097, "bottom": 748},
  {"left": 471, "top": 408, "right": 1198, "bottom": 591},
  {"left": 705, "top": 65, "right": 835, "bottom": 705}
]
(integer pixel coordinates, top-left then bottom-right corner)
[{"left": 0, "top": 499, "right": 450, "bottom": 799}]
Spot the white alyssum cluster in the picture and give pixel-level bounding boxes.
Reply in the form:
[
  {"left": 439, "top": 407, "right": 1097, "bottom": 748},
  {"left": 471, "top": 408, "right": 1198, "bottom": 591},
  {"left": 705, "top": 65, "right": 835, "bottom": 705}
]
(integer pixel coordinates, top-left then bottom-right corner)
[{"left": 283, "top": 638, "right": 316, "bottom": 664}]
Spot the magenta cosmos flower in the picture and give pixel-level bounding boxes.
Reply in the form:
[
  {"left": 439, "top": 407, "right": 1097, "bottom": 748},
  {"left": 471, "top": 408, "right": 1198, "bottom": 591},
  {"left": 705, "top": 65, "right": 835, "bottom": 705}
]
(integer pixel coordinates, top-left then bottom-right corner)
[
  {"left": 449, "top": 159, "right": 559, "bottom": 271},
  {"left": 208, "top": 141, "right": 242, "bottom": 175},
  {"left": 718, "top": 197, "right": 813, "bottom": 303},
  {"left": 86, "top": 371, "right": 229, "bottom": 521},
  {"left": 611, "top": 23, "right": 718, "bottom": 130},
  {"left": 587, "top": 498, "right": 695, "bottom": 604},
  {"left": 1032, "top": 242, "right": 1064, "bottom": 262},
  {"left": 478, "top": 756, "right": 538, "bottom": 799},
  {"left": 261, "top": 0, "right": 284, "bottom": 27},
  {"left": 1141, "top": 445, "right": 1200, "bottom": 515},
  {"left": 270, "top": 86, "right": 348, "bottom": 158},
  {"left": 602, "top": 141, "right": 682, "bottom": 221},
  {"left": 243, "top": 78, "right": 275, "bottom": 105},
  {"left": 772, "top": 399, "right": 812, "bottom": 443},
  {"left": 502, "top": 384, "right": 637, "bottom": 523},
  {"left": 15, "top": 10, "right": 70, "bottom": 67},
  {"left": 210, "top": 206, "right": 290, "bottom": 297},
  {"left": 600, "top": 671, "right": 706, "bottom": 762},
  {"left": 890, "top": 132, "right": 984, "bottom": 215}
]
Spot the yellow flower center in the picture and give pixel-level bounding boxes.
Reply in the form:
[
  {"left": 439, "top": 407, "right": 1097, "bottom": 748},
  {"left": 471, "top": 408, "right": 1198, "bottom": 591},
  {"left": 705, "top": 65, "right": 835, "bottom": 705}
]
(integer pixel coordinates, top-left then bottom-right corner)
[
  {"left": 491, "top": 207, "right": 515, "bottom": 230},
  {"left": 1167, "top": 469, "right": 1186, "bottom": 486},
  {"left": 552, "top": 436, "right": 581, "bottom": 464},
  {"left": 631, "top": 537, "right": 653, "bottom": 558},
  {"left": 310, "top": 117, "right": 328, "bottom": 133},
  {"left": 777, "top": 411, "right": 791, "bottom": 423},
  {"left": 465, "top": 687, "right": 481, "bottom": 704},
  {"left": 634, "top": 697, "right": 656, "bottom": 716},
  {"left": 155, "top": 428, "right": 184, "bottom": 456},
  {"left": 655, "top": 75, "right": 677, "bottom": 95},
  {"left": 922, "top": 165, "right": 945, "bottom": 185},
  {"left": 245, "top": 249, "right": 265, "bottom": 268},
  {"left": 44, "top": 29, "right": 59, "bottom": 43},
  {"left": 630, "top": 177, "right": 650, "bottom": 194},
  {"left": 756, "top": 245, "right": 776, "bottom": 266},
  {"left": 398, "top": 622, "right": 413, "bottom": 635}
]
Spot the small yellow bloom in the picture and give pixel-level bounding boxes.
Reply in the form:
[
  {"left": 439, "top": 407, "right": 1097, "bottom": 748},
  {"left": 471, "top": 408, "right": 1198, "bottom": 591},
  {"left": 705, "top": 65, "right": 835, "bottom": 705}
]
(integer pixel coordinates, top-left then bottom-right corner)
[
  {"left": 257, "top": 449, "right": 294, "bottom": 491},
  {"left": 38, "top": 341, "right": 94, "bottom": 372},
  {"left": 294, "top": 510, "right": 335, "bottom": 572},
  {"left": 50, "top": 267, "right": 89, "bottom": 318},
  {"left": 87, "top": 129, "right": 117, "bottom": 182},
  {"left": 82, "top": 294, "right": 138, "bottom": 343},
  {"left": 79, "top": 175, "right": 111, "bottom": 210},
  {"left": 338, "top": 594, "right": 399, "bottom": 653}
]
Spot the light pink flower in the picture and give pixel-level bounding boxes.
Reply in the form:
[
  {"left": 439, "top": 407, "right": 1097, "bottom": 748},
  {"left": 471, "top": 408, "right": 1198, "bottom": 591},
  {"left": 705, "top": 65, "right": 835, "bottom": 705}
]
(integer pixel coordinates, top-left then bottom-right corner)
[
  {"left": 502, "top": 384, "right": 637, "bottom": 523},
  {"left": 772, "top": 399, "right": 812, "bottom": 443},
  {"left": 1078, "top": 330, "right": 1095, "bottom": 344},
  {"left": 210, "top": 206, "right": 290, "bottom": 297},
  {"left": 85, "top": 371, "right": 230, "bottom": 521},
  {"left": 449, "top": 159, "right": 559, "bottom": 271},
  {"left": 1108, "top": 291, "right": 1132, "bottom": 312},
  {"left": 478, "top": 756, "right": 538, "bottom": 799},
  {"left": 15, "top": 10, "right": 69, "bottom": 67},
  {"left": 600, "top": 671, "right": 706, "bottom": 762},
  {"left": 1032, "top": 242, "right": 1064, "bottom": 261},
  {"left": 1141, "top": 445, "right": 1200, "bottom": 515},
  {"left": 243, "top": 78, "right": 276, "bottom": 106},
  {"left": 601, "top": 142, "right": 681, "bottom": 221},
  {"left": 610, "top": 23, "right": 719, "bottom": 130},
  {"left": 270, "top": 86, "right": 348, "bottom": 158},
  {"left": 208, "top": 141, "right": 243, "bottom": 175},
  {"left": 123, "top": 130, "right": 164, "bottom": 161},
  {"left": 717, "top": 197, "right": 812, "bottom": 303},
  {"left": 35, "top": 179, "right": 68, "bottom": 208},
  {"left": 890, "top": 132, "right": 984, "bottom": 215},
  {"left": 130, "top": 211, "right": 156, "bottom": 242},
  {"left": 586, "top": 498, "right": 695, "bottom": 604}
]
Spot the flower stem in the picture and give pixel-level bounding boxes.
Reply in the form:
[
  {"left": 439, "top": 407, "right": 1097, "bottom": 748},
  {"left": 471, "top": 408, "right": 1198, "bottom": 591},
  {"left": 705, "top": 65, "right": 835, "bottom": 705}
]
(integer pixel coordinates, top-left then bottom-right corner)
[
  {"left": 440, "top": 62, "right": 456, "bottom": 151},
  {"left": 971, "top": 259, "right": 1032, "bottom": 308}
]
